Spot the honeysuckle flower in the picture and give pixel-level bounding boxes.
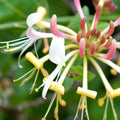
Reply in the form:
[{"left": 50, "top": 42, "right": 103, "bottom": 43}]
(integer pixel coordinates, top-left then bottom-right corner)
[
  {"left": 0, "top": 6, "right": 76, "bottom": 68},
  {"left": 3, "top": 0, "right": 120, "bottom": 120},
  {"left": 93, "top": 0, "right": 117, "bottom": 14},
  {"left": 49, "top": 0, "right": 120, "bottom": 119}
]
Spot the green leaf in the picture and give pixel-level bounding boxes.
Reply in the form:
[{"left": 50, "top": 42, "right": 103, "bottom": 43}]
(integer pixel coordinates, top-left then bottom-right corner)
[
  {"left": 63, "top": 77, "right": 74, "bottom": 92},
  {"left": 0, "top": 0, "right": 38, "bottom": 23},
  {"left": 47, "top": 0, "right": 71, "bottom": 17},
  {"left": 68, "top": 13, "right": 81, "bottom": 33},
  {"left": 83, "top": 6, "right": 90, "bottom": 23},
  {"left": 70, "top": 66, "right": 96, "bottom": 82}
]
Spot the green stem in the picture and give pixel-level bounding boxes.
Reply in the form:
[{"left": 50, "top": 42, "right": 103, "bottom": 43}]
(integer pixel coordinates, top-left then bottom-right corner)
[{"left": 0, "top": 21, "right": 27, "bottom": 30}]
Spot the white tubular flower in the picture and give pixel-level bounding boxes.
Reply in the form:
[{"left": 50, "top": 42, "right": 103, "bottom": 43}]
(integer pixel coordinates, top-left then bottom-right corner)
[
  {"left": 42, "top": 64, "right": 62, "bottom": 99},
  {"left": 49, "top": 36, "right": 65, "bottom": 66},
  {"left": 27, "top": 13, "right": 41, "bottom": 27}
]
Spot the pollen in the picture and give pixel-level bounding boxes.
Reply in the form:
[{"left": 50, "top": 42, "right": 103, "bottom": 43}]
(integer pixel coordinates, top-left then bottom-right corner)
[
  {"left": 108, "top": 88, "right": 120, "bottom": 98},
  {"left": 25, "top": 52, "right": 43, "bottom": 69}
]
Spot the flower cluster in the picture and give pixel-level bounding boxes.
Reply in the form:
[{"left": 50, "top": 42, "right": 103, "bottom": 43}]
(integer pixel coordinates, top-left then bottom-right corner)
[{"left": 1, "top": 0, "right": 120, "bottom": 120}]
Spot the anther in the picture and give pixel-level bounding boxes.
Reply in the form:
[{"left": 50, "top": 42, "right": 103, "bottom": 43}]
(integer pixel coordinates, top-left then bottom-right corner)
[
  {"left": 25, "top": 52, "right": 43, "bottom": 69},
  {"left": 43, "top": 79, "right": 64, "bottom": 95},
  {"left": 35, "top": 7, "right": 47, "bottom": 25},
  {"left": 108, "top": 88, "right": 120, "bottom": 98},
  {"left": 76, "top": 87, "right": 97, "bottom": 99}
]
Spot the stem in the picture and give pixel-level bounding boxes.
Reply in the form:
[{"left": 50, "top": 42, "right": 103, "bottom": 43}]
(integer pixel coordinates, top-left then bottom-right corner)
[
  {"left": 83, "top": 56, "right": 88, "bottom": 89},
  {"left": 88, "top": 56, "right": 113, "bottom": 92}
]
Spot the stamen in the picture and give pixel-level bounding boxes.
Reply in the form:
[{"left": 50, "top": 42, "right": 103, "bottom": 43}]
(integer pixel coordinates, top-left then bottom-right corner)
[
  {"left": 13, "top": 68, "right": 35, "bottom": 82},
  {"left": 18, "top": 41, "right": 33, "bottom": 68},
  {"left": 54, "top": 96, "right": 59, "bottom": 120},
  {"left": 110, "top": 98, "right": 117, "bottom": 120},
  {"left": 20, "top": 68, "right": 36, "bottom": 86},
  {"left": 98, "top": 95, "right": 107, "bottom": 107},
  {"left": 25, "top": 52, "right": 43, "bottom": 69},
  {"left": 108, "top": 88, "right": 120, "bottom": 98},
  {"left": 58, "top": 94, "right": 66, "bottom": 106},
  {"left": 50, "top": 15, "right": 76, "bottom": 43},
  {"left": 43, "top": 93, "right": 57, "bottom": 119},
  {"left": 43, "top": 79, "right": 64, "bottom": 95},
  {"left": 41, "top": 67, "right": 49, "bottom": 77},
  {"left": 35, "top": 7, "right": 47, "bottom": 26},
  {"left": 30, "top": 70, "right": 40, "bottom": 93},
  {"left": 95, "top": 56, "right": 120, "bottom": 74},
  {"left": 6, "top": 42, "right": 9, "bottom": 49},
  {"left": 76, "top": 87, "right": 97, "bottom": 99},
  {"left": 0, "top": 37, "right": 28, "bottom": 44},
  {"left": 103, "top": 97, "right": 109, "bottom": 120},
  {"left": 74, "top": 97, "right": 82, "bottom": 120},
  {"left": 88, "top": 56, "right": 113, "bottom": 92},
  {"left": 25, "top": 52, "right": 49, "bottom": 69}
]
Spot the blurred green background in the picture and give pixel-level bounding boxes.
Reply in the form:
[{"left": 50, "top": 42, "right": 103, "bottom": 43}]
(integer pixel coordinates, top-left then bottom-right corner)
[{"left": 0, "top": 0, "right": 120, "bottom": 120}]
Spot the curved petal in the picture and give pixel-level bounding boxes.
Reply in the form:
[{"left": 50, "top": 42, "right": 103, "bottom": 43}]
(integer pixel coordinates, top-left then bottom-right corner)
[
  {"left": 26, "top": 13, "right": 41, "bottom": 27},
  {"left": 73, "top": 0, "right": 84, "bottom": 19},
  {"left": 42, "top": 79, "right": 51, "bottom": 99},
  {"left": 50, "top": 15, "right": 76, "bottom": 43},
  {"left": 27, "top": 26, "right": 54, "bottom": 40},
  {"left": 100, "top": 39, "right": 116, "bottom": 60},
  {"left": 49, "top": 36, "right": 65, "bottom": 66}
]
